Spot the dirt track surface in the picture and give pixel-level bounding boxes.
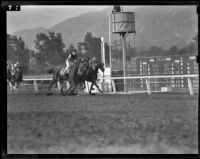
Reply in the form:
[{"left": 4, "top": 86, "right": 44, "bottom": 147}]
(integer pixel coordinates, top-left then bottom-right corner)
[{"left": 7, "top": 93, "right": 198, "bottom": 154}]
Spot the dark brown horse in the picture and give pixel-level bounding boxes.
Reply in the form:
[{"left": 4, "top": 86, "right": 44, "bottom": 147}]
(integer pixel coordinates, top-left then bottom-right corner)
[
  {"left": 64, "top": 59, "right": 90, "bottom": 95},
  {"left": 80, "top": 61, "right": 105, "bottom": 95},
  {"left": 47, "top": 58, "right": 90, "bottom": 95}
]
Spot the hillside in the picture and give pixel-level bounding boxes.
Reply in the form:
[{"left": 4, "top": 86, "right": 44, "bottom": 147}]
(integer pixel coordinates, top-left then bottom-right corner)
[{"left": 12, "top": 6, "right": 197, "bottom": 51}]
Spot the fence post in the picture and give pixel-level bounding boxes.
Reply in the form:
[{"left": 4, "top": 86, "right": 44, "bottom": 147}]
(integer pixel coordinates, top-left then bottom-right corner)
[
  {"left": 87, "top": 82, "right": 90, "bottom": 93},
  {"left": 111, "top": 80, "right": 116, "bottom": 94},
  {"left": 145, "top": 79, "right": 151, "bottom": 95},
  {"left": 33, "top": 80, "right": 38, "bottom": 92},
  {"left": 187, "top": 78, "right": 194, "bottom": 95}
]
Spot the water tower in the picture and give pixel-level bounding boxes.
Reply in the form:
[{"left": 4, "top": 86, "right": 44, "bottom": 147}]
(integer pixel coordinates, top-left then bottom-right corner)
[{"left": 109, "top": 6, "right": 136, "bottom": 92}]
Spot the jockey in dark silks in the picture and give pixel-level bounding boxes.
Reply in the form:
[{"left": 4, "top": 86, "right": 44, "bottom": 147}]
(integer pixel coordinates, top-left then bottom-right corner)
[{"left": 89, "top": 57, "right": 98, "bottom": 70}]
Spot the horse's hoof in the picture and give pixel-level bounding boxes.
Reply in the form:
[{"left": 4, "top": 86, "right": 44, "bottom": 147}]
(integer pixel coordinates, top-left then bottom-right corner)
[
  {"left": 89, "top": 93, "right": 96, "bottom": 95},
  {"left": 60, "top": 92, "right": 66, "bottom": 96},
  {"left": 46, "top": 92, "right": 52, "bottom": 96},
  {"left": 35, "top": 92, "right": 43, "bottom": 95},
  {"left": 69, "top": 92, "right": 77, "bottom": 96}
]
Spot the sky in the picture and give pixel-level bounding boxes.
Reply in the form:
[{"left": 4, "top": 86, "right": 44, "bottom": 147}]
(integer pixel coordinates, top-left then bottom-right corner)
[{"left": 7, "top": 5, "right": 110, "bottom": 34}]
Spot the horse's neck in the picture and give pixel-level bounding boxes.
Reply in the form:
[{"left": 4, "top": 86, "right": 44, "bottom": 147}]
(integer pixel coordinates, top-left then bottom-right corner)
[
  {"left": 88, "top": 67, "right": 98, "bottom": 77},
  {"left": 94, "top": 64, "right": 100, "bottom": 73}
]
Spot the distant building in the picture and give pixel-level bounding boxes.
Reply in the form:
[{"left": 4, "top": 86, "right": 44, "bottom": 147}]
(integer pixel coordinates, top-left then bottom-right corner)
[
  {"left": 111, "top": 54, "right": 198, "bottom": 91},
  {"left": 136, "top": 54, "right": 198, "bottom": 89}
]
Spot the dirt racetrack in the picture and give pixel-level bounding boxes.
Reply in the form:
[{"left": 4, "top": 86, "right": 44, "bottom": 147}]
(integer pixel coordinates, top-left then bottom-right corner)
[{"left": 7, "top": 93, "right": 198, "bottom": 154}]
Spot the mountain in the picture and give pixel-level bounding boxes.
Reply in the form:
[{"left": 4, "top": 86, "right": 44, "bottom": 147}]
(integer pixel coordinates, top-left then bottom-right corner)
[{"left": 12, "top": 6, "right": 197, "bottom": 51}]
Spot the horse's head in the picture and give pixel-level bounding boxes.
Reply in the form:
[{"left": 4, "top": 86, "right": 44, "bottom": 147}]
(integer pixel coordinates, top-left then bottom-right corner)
[
  {"left": 99, "top": 62, "right": 105, "bottom": 72},
  {"left": 95, "top": 61, "right": 105, "bottom": 73}
]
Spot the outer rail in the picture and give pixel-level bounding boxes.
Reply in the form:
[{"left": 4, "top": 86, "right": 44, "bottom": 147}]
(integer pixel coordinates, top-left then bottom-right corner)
[{"left": 21, "top": 74, "right": 198, "bottom": 95}]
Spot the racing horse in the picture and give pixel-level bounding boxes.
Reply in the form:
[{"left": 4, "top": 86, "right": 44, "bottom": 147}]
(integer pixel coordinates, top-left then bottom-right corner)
[
  {"left": 47, "top": 58, "right": 89, "bottom": 95},
  {"left": 7, "top": 64, "right": 23, "bottom": 92},
  {"left": 63, "top": 58, "right": 90, "bottom": 95},
  {"left": 80, "top": 61, "right": 105, "bottom": 95},
  {"left": 7, "top": 64, "right": 13, "bottom": 90},
  {"left": 47, "top": 66, "right": 70, "bottom": 92}
]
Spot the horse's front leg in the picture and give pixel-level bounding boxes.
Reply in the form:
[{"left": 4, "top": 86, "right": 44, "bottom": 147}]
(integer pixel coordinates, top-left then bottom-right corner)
[
  {"left": 70, "top": 80, "right": 78, "bottom": 95},
  {"left": 10, "top": 84, "right": 13, "bottom": 92},
  {"left": 94, "top": 82, "right": 103, "bottom": 94},
  {"left": 74, "top": 82, "right": 78, "bottom": 95},
  {"left": 80, "top": 81, "right": 86, "bottom": 90},
  {"left": 8, "top": 81, "right": 13, "bottom": 92},
  {"left": 65, "top": 81, "right": 73, "bottom": 94},
  {"left": 89, "top": 82, "right": 94, "bottom": 95},
  {"left": 60, "top": 81, "right": 66, "bottom": 95},
  {"left": 48, "top": 79, "right": 56, "bottom": 91},
  {"left": 13, "top": 83, "right": 17, "bottom": 93}
]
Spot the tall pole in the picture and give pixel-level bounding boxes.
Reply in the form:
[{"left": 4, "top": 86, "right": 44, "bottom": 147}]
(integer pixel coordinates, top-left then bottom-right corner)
[
  {"left": 101, "top": 37, "right": 105, "bottom": 65},
  {"left": 101, "top": 37, "right": 105, "bottom": 92},
  {"left": 122, "top": 33, "right": 127, "bottom": 92},
  {"left": 108, "top": 12, "right": 112, "bottom": 77}
]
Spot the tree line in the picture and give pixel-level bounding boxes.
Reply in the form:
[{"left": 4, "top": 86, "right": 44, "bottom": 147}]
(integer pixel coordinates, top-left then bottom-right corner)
[
  {"left": 112, "top": 34, "right": 198, "bottom": 61},
  {"left": 7, "top": 34, "right": 30, "bottom": 73},
  {"left": 33, "top": 31, "right": 110, "bottom": 72},
  {"left": 7, "top": 32, "right": 197, "bottom": 74}
]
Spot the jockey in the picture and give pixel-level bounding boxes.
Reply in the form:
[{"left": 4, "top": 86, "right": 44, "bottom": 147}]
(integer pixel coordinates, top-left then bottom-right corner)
[
  {"left": 13, "top": 61, "right": 20, "bottom": 72},
  {"left": 89, "top": 57, "right": 98, "bottom": 70},
  {"left": 14, "top": 61, "right": 19, "bottom": 68},
  {"left": 64, "top": 49, "right": 78, "bottom": 73}
]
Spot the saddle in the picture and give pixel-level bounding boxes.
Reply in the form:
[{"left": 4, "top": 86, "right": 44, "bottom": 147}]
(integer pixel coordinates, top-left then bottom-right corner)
[
  {"left": 60, "top": 62, "right": 75, "bottom": 75},
  {"left": 60, "top": 67, "right": 71, "bottom": 75},
  {"left": 60, "top": 68, "right": 66, "bottom": 75}
]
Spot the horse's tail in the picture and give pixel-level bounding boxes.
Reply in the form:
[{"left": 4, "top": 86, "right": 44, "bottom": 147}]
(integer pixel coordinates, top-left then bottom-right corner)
[{"left": 46, "top": 67, "right": 54, "bottom": 74}]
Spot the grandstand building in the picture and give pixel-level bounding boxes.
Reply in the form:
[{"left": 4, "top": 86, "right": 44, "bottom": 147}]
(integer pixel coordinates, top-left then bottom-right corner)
[
  {"left": 135, "top": 54, "right": 198, "bottom": 89},
  {"left": 112, "top": 54, "right": 198, "bottom": 91}
]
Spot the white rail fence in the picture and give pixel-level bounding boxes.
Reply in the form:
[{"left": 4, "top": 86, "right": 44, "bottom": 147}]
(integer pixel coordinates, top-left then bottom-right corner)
[{"left": 18, "top": 74, "right": 199, "bottom": 95}]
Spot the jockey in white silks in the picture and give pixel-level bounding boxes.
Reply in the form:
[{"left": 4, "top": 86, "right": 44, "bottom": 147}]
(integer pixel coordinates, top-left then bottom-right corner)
[
  {"left": 63, "top": 49, "right": 78, "bottom": 74},
  {"left": 11, "top": 61, "right": 20, "bottom": 75}
]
